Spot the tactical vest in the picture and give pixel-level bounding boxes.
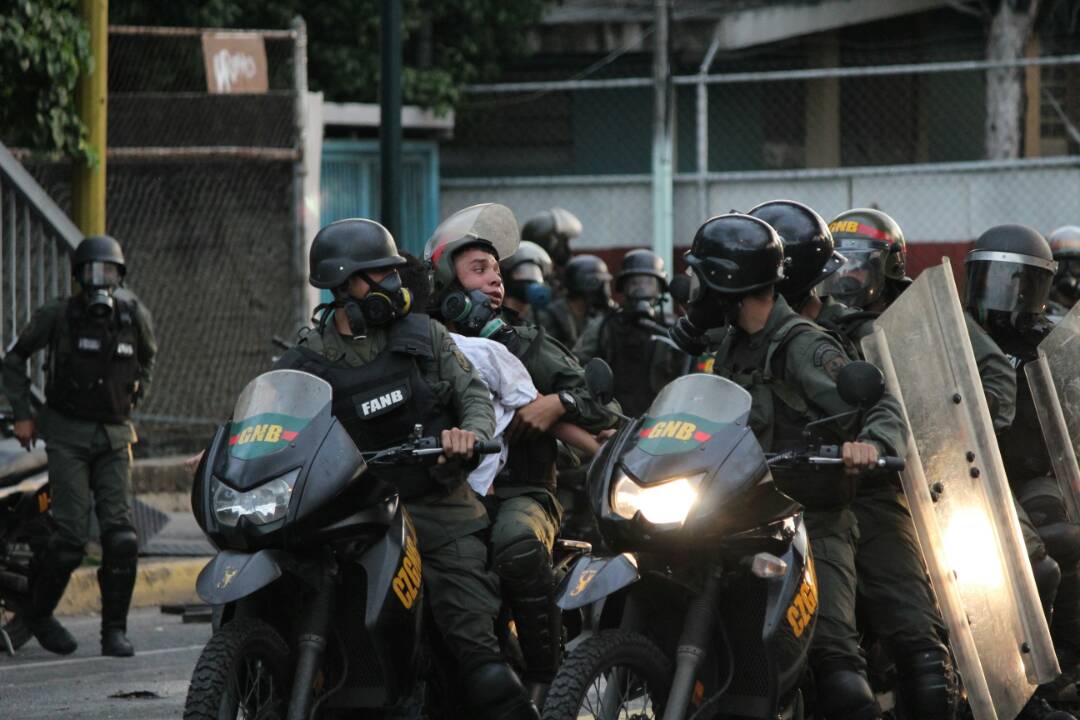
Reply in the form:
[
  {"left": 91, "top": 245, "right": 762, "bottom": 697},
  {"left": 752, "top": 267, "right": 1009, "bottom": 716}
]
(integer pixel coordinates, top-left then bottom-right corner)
[
  {"left": 498, "top": 324, "right": 559, "bottom": 493},
  {"left": 1000, "top": 345, "right": 1052, "bottom": 484},
  {"left": 713, "top": 316, "right": 852, "bottom": 508},
  {"left": 599, "top": 312, "right": 658, "bottom": 417},
  {"left": 815, "top": 309, "right": 879, "bottom": 362},
  {"left": 285, "top": 314, "right": 456, "bottom": 500},
  {"left": 45, "top": 297, "right": 141, "bottom": 424}
]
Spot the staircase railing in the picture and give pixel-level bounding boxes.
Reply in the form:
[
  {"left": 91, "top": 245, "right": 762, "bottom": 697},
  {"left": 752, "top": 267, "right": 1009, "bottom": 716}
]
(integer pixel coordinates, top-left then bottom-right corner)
[{"left": 0, "top": 142, "right": 83, "bottom": 394}]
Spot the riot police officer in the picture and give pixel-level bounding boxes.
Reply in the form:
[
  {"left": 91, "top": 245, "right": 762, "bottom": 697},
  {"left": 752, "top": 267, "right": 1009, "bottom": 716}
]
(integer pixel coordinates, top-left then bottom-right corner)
[
  {"left": 1048, "top": 225, "right": 1080, "bottom": 319},
  {"left": 2, "top": 235, "right": 157, "bottom": 657},
  {"left": 275, "top": 218, "right": 539, "bottom": 720},
  {"left": 574, "top": 249, "right": 683, "bottom": 416},
  {"left": 669, "top": 213, "right": 909, "bottom": 720},
  {"left": 534, "top": 254, "right": 614, "bottom": 348},
  {"left": 966, "top": 225, "right": 1080, "bottom": 685},
  {"left": 751, "top": 200, "right": 958, "bottom": 719},
  {"left": 500, "top": 241, "right": 554, "bottom": 323},
  {"left": 520, "top": 207, "right": 581, "bottom": 285},
  {"left": 818, "top": 209, "right": 909, "bottom": 313},
  {"left": 426, "top": 204, "right": 619, "bottom": 705}
]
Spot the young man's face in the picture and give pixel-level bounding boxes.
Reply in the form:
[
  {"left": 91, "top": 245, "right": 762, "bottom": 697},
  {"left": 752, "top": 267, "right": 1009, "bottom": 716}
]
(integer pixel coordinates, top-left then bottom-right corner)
[
  {"left": 344, "top": 267, "right": 394, "bottom": 300},
  {"left": 453, "top": 248, "right": 504, "bottom": 309}
]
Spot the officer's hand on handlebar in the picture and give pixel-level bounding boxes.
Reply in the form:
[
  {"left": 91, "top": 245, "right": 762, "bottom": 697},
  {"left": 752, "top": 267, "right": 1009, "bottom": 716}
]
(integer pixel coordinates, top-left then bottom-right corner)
[
  {"left": 14, "top": 419, "right": 37, "bottom": 451},
  {"left": 842, "top": 441, "right": 879, "bottom": 476},
  {"left": 439, "top": 428, "right": 477, "bottom": 464}
]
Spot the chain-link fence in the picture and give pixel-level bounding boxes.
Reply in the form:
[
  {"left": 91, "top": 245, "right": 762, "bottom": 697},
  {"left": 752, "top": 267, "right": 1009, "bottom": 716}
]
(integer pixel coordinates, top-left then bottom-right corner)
[
  {"left": 21, "top": 23, "right": 307, "bottom": 454},
  {"left": 443, "top": 46, "right": 1080, "bottom": 277}
]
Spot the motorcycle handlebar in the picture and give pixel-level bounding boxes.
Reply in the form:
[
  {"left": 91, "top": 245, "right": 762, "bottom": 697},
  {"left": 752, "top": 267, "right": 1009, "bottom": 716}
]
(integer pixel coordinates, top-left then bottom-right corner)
[
  {"left": 806, "top": 456, "right": 906, "bottom": 471},
  {"left": 474, "top": 440, "right": 502, "bottom": 455}
]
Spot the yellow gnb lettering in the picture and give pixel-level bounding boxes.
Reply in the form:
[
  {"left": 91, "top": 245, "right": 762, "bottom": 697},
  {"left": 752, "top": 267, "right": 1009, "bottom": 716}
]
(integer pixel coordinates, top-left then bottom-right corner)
[
  {"left": 238, "top": 426, "right": 254, "bottom": 444},
  {"left": 675, "top": 422, "right": 696, "bottom": 441},
  {"left": 829, "top": 220, "right": 859, "bottom": 234},
  {"left": 252, "top": 424, "right": 268, "bottom": 442},
  {"left": 785, "top": 563, "right": 819, "bottom": 638},
  {"left": 651, "top": 421, "right": 667, "bottom": 437},
  {"left": 265, "top": 425, "right": 283, "bottom": 443},
  {"left": 392, "top": 534, "right": 423, "bottom": 609}
]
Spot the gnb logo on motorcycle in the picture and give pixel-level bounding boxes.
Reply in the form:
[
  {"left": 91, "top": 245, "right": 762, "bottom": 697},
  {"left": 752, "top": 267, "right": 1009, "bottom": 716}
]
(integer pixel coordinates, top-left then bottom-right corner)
[
  {"left": 393, "top": 531, "right": 422, "bottom": 610},
  {"left": 786, "top": 558, "right": 818, "bottom": 638}
]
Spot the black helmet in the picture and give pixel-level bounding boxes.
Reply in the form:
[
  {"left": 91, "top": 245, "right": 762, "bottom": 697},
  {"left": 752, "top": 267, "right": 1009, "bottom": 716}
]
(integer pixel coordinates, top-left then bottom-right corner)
[
  {"left": 684, "top": 213, "right": 784, "bottom": 298},
  {"left": 564, "top": 255, "right": 613, "bottom": 296},
  {"left": 1049, "top": 225, "right": 1080, "bottom": 305},
  {"left": 965, "top": 224, "right": 1056, "bottom": 317},
  {"left": 747, "top": 200, "right": 842, "bottom": 300},
  {"left": 425, "top": 203, "right": 519, "bottom": 300},
  {"left": 521, "top": 208, "right": 581, "bottom": 267},
  {"left": 1049, "top": 225, "right": 1080, "bottom": 261},
  {"left": 818, "top": 208, "right": 906, "bottom": 307},
  {"left": 73, "top": 235, "right": 126, "bottom": 276},
  {"left": 309, "top": 219, "right": 405, "bottom": 289},
  {"left": 501, "top": 241, "right": 553, "bottom": 309},
  {"left": 616, "top": 249, "right": 668, "bottom": 293}
]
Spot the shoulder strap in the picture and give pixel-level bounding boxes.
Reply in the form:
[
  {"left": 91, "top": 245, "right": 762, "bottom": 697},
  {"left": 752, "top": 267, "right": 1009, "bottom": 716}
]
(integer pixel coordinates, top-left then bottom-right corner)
[
  {"left": 764, "top": 317, "right": 818, "bottom": 381},
  {"left": 387, "top": 313, "right": 435, "bottom": 359}
]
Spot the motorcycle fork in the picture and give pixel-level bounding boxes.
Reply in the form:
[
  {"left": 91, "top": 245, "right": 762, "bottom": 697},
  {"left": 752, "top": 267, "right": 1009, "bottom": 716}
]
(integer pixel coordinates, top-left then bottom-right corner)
[
  {"left": 286, "top": 561, "right": 336, "bottom": 720},
  {"left": 662, "top": 571, "right": 721, "bottom": 720}
]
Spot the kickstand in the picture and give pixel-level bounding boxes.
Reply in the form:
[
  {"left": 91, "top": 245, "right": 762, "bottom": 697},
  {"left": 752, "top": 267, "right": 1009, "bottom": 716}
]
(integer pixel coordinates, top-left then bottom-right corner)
[{"left": 1, "top": 626, "right": 14, "bottom": 656}]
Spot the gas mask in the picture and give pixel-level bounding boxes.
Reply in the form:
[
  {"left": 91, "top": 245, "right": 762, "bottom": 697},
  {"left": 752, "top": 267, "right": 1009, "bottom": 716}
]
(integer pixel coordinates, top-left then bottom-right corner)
[
  {"left": 334, "top": 270, "right": 413, "bottom": 336},
  {"left": 685, "top": 268, "right": 740, "bottom": 330},
  {"left": 78, "top": 261, "right": 122, "bottom": 319},
  {"left": 441, "top": 288, "right": 512, "bottom": 340},
  {"left": 1055, "top": 258, "right": 1080, "bottom": 304},
  {"left": 621, "top": 275, "right": 662, "bottom": 319},
  {"left": 505, "top": 263, "right": 552, "bottom": 311}
]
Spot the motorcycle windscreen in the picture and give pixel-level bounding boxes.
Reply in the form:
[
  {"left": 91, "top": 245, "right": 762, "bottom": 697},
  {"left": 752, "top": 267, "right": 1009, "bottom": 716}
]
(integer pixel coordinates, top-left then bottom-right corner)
[
  {"left": 228, "top": 370, "right": 333, "bottom": 460},
  {"left": 861, "top": 260, "right": 1057, "bottom": 720},
  {"left": 635, "top": 374, "right": 751, "bottom": 457},
  {"left": 1034, "top": 301, "right": 1080, "bottom": 522}
]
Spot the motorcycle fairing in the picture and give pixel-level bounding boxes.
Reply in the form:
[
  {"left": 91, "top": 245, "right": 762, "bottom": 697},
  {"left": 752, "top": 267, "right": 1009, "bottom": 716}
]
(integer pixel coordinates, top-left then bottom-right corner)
[
  {"left": 1032, "top": 302, "right": 1080, "bottom": 521},
  {"left": 196, "top": 548, "right": 289, "bottom": 605},
  {"left": 862, "top": 260, "right": 1056, "bottom": 720},
  {"left": 555, "top": 553, "right": 640, "bottom": 610}
]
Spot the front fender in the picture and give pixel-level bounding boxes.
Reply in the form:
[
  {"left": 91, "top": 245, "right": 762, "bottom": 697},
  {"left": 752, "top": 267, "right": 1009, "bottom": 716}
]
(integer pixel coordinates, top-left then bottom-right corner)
[
  {"left": 556, "top": 553, "right": 639, "bottom": 611},
  {"left": 196, "top": 549, "right": 288, "bottom": 605}
]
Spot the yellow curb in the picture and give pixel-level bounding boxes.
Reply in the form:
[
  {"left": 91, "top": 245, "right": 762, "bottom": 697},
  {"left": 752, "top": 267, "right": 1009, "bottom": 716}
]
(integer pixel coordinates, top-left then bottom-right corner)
[{"left": 55, "top": 557, "right": 209, "bottom": 617}]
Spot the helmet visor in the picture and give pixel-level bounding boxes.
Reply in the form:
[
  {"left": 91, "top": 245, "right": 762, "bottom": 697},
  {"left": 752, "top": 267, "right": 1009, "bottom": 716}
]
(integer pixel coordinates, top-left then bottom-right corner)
[
  {"left": 510, "top": 263, "right": 545, "bottom": 285},
  {"left": 622, "top": 275, "right": 661, "bottom": 300},
  {"left": 79, "top": 261, "right": 121, "bottom": 288},
  {"left": 686, "top": 267, "right": 705, "bottom": 303},
  {"left": 817, "top": 248, "right": 887, "bottom": 308},
  {"left": 966, "top": 256, "right": 1055, "bottom": 315}
]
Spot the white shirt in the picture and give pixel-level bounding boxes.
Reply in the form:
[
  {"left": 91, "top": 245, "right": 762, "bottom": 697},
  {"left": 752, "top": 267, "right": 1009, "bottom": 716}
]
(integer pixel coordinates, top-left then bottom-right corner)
[{"left": 451, "top": 333, "right": 539, "bottom": 496}]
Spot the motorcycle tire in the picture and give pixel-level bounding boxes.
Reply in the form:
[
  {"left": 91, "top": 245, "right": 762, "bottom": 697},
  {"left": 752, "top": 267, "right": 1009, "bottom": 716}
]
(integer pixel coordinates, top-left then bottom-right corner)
[
  {"left": 183, "top": 617, "right": 292, "bottom": 720},
  {"left": 542, "top": 629, "right": 671, "bottom": 720}
]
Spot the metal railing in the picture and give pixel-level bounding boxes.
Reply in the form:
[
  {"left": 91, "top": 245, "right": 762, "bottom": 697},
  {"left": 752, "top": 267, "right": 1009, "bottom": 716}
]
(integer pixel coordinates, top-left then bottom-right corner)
[{"left": 0, "top": 142, "right": 81, "bottom": 394}]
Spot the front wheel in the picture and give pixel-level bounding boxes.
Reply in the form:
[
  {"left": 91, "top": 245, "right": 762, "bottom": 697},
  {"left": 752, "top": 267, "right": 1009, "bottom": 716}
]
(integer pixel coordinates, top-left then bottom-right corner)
[
  {"left": 542, "top": 629, "right": 671, "bottom": 720},
  {"left": 184, "top": 618, "right": 292, "bottom": 720}
]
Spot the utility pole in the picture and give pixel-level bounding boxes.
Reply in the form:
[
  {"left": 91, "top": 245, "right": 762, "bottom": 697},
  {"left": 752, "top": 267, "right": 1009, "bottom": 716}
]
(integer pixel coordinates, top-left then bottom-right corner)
[
  {"left": 73, "top": 0, "right": 107, "bottom": 235},
  {"left": 652, "top": 0, "right": 674, "bottom": 280},
  {"left": 380, "top": 0, "right": 403, "bottom": 243}
]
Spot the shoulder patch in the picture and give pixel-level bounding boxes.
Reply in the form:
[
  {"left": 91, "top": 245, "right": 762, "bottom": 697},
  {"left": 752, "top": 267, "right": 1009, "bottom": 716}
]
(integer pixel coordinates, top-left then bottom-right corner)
[
  {"left": 444, "top": 335, "right": 473, "bottom": 372},
  {"left": 812, "top": 342, "right": 848, "bottom": 381}
]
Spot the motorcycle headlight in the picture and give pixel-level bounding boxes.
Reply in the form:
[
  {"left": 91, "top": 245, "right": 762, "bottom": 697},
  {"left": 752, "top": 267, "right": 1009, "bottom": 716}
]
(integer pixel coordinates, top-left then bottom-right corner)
[
  {"left": 611, "top": 470, "right": 704, "bottom": 525},
  {"left": 212, "top": 469, "right": 300, "bottom": 528}
]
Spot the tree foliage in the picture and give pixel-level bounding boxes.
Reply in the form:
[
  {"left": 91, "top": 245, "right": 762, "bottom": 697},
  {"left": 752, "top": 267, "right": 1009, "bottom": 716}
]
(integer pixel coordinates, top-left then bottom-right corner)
[
  {"left": 112, "top": 0, "right": 546, "bottom": 114},
  {"left": 0, "top": 0, "right": 92, "bottom": 158}
]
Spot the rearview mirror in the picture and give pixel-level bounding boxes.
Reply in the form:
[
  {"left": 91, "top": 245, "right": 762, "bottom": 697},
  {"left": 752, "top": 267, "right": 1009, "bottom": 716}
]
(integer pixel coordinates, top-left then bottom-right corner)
[
  {"left": 584, "top": 358, "right": 615, "bottom": 405},
  {"left": 836, "top": 361, "right": 885, "bottom": 409}
]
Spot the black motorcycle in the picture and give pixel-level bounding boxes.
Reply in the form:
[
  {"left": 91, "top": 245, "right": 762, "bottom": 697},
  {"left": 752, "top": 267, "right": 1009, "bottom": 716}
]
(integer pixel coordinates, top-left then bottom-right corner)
[
  {"left": 184, "top": 368, "right": 576, "bottom": 719},
  {"left": 542, "top": 361, "right": 901, "bottom": 720},
  {"left": 0, "top": 410, "right": 51, "bottom": 655}
]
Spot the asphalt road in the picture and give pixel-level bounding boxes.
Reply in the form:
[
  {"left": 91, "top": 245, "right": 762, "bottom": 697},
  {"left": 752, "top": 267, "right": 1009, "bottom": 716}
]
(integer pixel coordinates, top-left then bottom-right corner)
[{"left": 0, "top": 607, "right": 212, "bottom": 719}]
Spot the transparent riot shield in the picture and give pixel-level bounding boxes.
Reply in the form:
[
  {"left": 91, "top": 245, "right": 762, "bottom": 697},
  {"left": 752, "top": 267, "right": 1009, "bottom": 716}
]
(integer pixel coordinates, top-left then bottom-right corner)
[
  {"left": 861, "top": 259, "right": 1057, "bottom": 720},
  {"left": 1033, "top": 301, "right": 1080, "bottom": 522}
]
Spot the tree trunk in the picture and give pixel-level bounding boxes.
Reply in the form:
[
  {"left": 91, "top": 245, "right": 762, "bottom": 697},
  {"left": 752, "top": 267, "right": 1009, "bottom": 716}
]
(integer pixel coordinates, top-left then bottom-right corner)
[{"left": 986, "top": 0, "right": 1040, "bottom": 159}]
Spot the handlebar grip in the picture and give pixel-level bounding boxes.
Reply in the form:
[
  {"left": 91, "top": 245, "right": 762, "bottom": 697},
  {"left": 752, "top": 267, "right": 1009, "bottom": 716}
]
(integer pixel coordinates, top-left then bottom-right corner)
[
  {"left": 475, "top": 440, "right": 502, "bottom": 455},
  {"left": 878, "top": 456, "right": 906, "bottom": 471}
]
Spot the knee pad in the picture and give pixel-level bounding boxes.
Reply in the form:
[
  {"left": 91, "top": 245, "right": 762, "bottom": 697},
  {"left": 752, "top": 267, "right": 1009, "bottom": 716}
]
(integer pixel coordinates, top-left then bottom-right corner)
[
  {"left": 1040, "top": 523, "right": 1080, "bottom": 567},
  {"left": 816, "top": 669, "right": 881, "bottom": 720},
  {"left": 462, "top": 661, "right": 539, "bottom": 720},
  {"left": 1020, "top": 481, "right": 1069, "bottom": 526},
  {"left": 101, "top": 527, "right": 139, "bottom": 565},
  {"left": 1032, "top": 553, "right": 1062, "bottom": 620},
  {"left": 898, "top": 645, "right": 957, "bottom": 720},
  {"left": 493, "top": 535, "right": 552, "bottom": 589},
  {"left": 42, "top": 540, "right": 86, "bottom": 574}
]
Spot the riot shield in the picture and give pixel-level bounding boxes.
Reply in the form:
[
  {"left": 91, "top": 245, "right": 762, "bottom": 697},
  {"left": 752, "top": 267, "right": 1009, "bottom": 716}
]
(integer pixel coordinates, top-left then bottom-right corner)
[
  {"left": 1033, "top": 301, "right": 1080, "bottom": 522},
  {"left": 861, "top": 259, "right": 1057, "bottom": 720}
]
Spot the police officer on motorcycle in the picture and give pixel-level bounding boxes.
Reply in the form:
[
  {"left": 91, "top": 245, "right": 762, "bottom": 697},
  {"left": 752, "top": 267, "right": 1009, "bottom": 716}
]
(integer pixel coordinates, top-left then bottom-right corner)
[
  {"left": 426, "top": 204, "right": 620, "bottom": 705},
  {"left": 534, "top": 254, "right": 615, "bottom": 349},
  {"left": 669, "top": 213, "right": 909, "bottom": 720},
  {"left": 750, "top": 200, "right": 958, "bottom": 719},
  {"left": 574, "top": 249, "right": 683, "bottom": 416},
  {"left": 966, "top": 225, "right": 1080, "bottom": 693},
  {"left": 2, "top": 235, "right": 157, "bottom": 657},
  {"left": 275, "top": 218, "right": 539, "bottom": 720},
  {"left": 1048, "top": 225, "right": 1080, "bottom": 319}
]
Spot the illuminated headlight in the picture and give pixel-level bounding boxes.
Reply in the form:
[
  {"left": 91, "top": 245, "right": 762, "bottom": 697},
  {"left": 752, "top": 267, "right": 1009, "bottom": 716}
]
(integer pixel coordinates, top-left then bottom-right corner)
[
  {"left": 212, "top": 469, "right": 299, "bottom": 527},
  {"left": 611, "top": 471, "right": 704, "bottom": 525}
]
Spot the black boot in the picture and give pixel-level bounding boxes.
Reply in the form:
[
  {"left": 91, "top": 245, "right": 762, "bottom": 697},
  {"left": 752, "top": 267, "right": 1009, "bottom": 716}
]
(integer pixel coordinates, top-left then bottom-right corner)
[
  {"left": 463, "top": 661, "right": 541, "bottom": 720},
  {"left": 816, "top": 668, "right": 882, "bottom": 720},
  {"left": 24, "top": 543, "right": 83, "bottom": 655},
  {"left": 510, "top": 591, "right": 562, "bottom": 707},
  {"left": 897, "top": 645, "right": 958, "bottom": 720},
  {"left": 98, "top": 564, "right": 136, "bottom": 657}
]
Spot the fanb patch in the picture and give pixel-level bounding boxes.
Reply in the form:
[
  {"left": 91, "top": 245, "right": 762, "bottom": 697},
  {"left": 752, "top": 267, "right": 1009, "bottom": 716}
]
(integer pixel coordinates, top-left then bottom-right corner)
[
  {"left": 228, "top": 412, "right": 310, "bottom": 459},
  {"left": 353, "top": 381, "right": 411, "bottom": 418},
  {"left": 636, "top": 412, "right": 724, "bottom": 455},
  {"left": 812, "top": 343, "right": 847, "bottom": 381}
]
